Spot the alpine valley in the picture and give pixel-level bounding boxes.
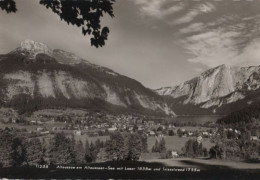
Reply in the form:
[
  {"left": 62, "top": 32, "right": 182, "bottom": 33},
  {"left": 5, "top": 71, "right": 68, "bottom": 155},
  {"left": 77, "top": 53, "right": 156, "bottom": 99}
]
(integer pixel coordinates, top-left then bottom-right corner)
[{"left": 1, "top": 40, "right": 260, "bottom": 116}]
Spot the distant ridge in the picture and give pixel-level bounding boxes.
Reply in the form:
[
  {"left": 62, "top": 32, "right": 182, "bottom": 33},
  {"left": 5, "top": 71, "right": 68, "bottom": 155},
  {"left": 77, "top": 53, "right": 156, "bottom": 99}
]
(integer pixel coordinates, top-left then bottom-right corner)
[{"left": 156, "top": 64, "right": 260, "bottom": 115}]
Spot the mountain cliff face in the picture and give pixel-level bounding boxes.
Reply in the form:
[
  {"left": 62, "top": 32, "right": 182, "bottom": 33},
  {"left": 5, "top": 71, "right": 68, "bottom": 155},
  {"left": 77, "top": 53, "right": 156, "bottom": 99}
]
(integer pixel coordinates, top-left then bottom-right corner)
[
  {"left": 156, "top": 64, "right": 260, "bottom": 114},
  {"left": 0, "top": 40, "right": 174, "bottom": 115}
]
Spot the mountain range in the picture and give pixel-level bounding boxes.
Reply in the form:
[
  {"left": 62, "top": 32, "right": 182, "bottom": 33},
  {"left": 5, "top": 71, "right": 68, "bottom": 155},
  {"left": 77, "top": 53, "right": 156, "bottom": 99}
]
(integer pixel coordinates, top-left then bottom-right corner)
[
  {"left": 0, "top": 39, "right": 173, "bottom": 116},
  {"left": 156, "top": 64, "right": 260, "bottom": 115},
  {"left": 1, "top": 39, "right": 260, "bottom": 116}
]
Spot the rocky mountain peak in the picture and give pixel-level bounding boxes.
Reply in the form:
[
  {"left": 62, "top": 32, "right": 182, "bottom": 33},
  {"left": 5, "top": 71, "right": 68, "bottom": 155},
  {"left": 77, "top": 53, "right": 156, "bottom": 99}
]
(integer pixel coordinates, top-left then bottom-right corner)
[
  {"left": 20, "top": 39, "right": 53, "bottom": 57},
  {"left": 0, "top": 40, "right": 174, "bottom": 116},
  {"left": 156, "top": 64, "right": 260, "bottom": 111}
]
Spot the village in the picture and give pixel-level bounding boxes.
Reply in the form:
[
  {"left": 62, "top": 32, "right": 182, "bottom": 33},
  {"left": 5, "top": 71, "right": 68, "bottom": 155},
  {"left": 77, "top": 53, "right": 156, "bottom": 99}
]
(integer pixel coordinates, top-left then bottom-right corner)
[
  {"left": 0, "top": 107, "right": 259, "bottom": 171},
  {"left": 1, "top": 107, "right": 253, "bottom": 150},
  {"left": 0, "top": 108, "right": 220, "bottom": 139}
]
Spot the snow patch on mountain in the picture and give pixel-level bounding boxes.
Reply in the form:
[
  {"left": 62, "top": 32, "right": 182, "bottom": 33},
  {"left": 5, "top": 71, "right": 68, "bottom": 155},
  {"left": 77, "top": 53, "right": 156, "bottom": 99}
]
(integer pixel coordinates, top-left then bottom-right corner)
[{"left": 20, "top": 39, "right": 53, "bottom": 57}]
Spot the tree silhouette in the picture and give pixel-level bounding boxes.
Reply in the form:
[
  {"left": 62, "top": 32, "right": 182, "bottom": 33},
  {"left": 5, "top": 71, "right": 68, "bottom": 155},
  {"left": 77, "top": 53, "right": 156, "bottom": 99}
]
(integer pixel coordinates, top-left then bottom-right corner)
[
  {"left": 10, "top": 137, "right": 26, "bottom": 166},
  {"left": 25, "top": 138, "right": 44, "bottom": 166},
  {"left": 0, "top": 130, "right": 15, "bottom": 167},
  {"left": 0, "top": 0, "right": 115, "bottom": 48},
  {"left": 85, "top": 139, "right": 92, "bottom": 162},
  {"left": 75, "top": 140, "right": 85, "bottom": 164},
  {"left": 48, "top": 132, "right": 76, "bottom": 164},
  {"left": 0, "top": 0, "right": 17, "bottom": 13}
]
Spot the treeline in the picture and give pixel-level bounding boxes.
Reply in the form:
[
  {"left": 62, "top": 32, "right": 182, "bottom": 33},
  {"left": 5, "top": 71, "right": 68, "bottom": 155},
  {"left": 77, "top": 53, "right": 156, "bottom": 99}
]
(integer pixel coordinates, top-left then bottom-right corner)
[
  {"left": 151, "top": 138, "right": 208, "bottom": 159},
  {"left": 151, "top": 138, "right": 172, "bottom": 158},
  {"left": 217, "top": 105, "right": 260, "bottom": 130},
  {"left": 209, "top": 139, "right": 260, "bottom": 160},
  {"left": 182, "top": 139, "right": 208, "bottom": 158},
  {"left": 5, "top": 93, "right": 130, "bottom": 116},
  {"left": 212, "top": 105, "right": 260, "bottom": 161},
  {"left": 5, "top": 94, "right": 109, "bottom": 115},
  {"left": 0, "top": 130, "right": 147, "bottom": 168},
  {"left": 151, "top": 138, "right": 177, "bottom": 159},
  {"left": 105, "top": 132, "right": 147, "bottom": 161}
]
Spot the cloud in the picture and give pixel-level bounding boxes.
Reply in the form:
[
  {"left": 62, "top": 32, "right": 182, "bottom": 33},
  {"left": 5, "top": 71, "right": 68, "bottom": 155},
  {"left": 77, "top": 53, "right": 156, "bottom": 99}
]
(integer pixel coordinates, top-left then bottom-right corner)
[
  {"left": 133, "top": 1, "right": 215, "bottom": 26},
  {"left": 134, "top": 0, "right": 260, "bottom": 69},
  {"left": 132, "top": 0, "right": 185, "bottom": 19},
  {"left": 182, "top": 30, "right": 240, "bottom": 67},
  {"left": 178, "top": 22, "right": 205, "bottom": 34},
  {"left": 182, "top": 27, "right": 260, "bottom": 68},
  {"left": 172, "top": 3, "right": 215, "bottom": 25},
  {"left": 236, "top": 39, "right": 260, "bottom": 67},
  {"left": 173, "top": 10, "right": 201, "bottom": 25},
  {"left": 178, "top": 5, "right": 260, "bottom": 68}
]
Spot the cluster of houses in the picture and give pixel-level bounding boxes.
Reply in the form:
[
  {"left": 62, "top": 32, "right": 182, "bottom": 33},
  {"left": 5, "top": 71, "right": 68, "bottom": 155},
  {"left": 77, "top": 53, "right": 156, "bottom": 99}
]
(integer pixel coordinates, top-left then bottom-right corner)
[
  {"left": 223, "top": 127, "right": 259, "bottom": 141},
  {"left": 1, "top": 108, "right": 259, "bottom": 142},
  {"left": 0, "top": 108, "right": 21, "bottom": 124},
  {"left": 1, "top": 109, "right": 216, "bottom": 139}
]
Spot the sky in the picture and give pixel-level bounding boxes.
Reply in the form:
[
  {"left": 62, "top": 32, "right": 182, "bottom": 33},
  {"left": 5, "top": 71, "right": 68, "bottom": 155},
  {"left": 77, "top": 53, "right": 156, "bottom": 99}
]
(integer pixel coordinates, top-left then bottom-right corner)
[{"left": 1, "top": 0, "right": 260, "bottom": 89}]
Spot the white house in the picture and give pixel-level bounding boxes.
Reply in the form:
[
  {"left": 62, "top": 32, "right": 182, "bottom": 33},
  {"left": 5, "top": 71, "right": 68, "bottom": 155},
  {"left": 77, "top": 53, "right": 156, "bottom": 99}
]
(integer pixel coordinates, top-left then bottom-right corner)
[
  {"left": 149, "top": 131, "right": 156, "bottom": 136},
  {"left": 36, "top": 127, "right": 44, "bottom": 132},
  {"left": 40, "top": 131, "right": 49, "bottom": 135},
  {"left": 250, "top": 136, "right": 258, "bottom": 141},
  {"left": 74, "top": 130, "right": 82, "bottom": 136},
  {"left": 108, "top": 127, "right": 117, "bottom": 132},
  {"left": 171, "top": 151, "right": 178, "bottom": 158},
  {"left": 202, "top": 132, "right": 209, "bottom": 136},
  {"left": 197, "top": 136, "right": 203, "bottom": 143}
]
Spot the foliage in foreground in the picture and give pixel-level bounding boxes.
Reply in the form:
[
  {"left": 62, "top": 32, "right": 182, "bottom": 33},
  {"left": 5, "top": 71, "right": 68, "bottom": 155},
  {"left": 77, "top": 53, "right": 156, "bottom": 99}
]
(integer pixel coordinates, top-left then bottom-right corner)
[
  {"left": 0, "top": 0, "right": 115, "bottom": 48},
  {"left": 0, "top": 130, "right": 147, "bottom": 167}
]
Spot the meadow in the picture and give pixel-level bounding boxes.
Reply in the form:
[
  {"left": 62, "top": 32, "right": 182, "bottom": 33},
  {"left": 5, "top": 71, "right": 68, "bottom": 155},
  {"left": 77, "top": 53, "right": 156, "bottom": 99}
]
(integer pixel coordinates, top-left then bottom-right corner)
[{"left": 147, "top": 136, "right": 214, "bottom": 152}]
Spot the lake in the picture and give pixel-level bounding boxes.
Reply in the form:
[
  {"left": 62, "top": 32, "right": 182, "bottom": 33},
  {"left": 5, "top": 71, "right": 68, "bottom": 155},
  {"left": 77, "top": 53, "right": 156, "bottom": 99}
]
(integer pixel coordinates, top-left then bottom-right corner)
[{"left": 170, "top": 115, "right": 224, "bottom": 124}]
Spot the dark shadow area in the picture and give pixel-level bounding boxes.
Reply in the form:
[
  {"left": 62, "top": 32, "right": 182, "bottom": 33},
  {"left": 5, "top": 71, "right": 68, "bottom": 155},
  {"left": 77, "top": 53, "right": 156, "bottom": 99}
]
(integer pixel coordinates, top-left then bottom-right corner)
[
  {"left": 179, "top": 159, "right": 260, "bottom": 179},
  {"left": 179, "top": 160, "right": 231, "bottom": 170},
  {"left": 0, "top": 161, "right": 260, "bottom": 179},
  {"left": 243, "top": 159, "right": 260, "bottom": 164}
]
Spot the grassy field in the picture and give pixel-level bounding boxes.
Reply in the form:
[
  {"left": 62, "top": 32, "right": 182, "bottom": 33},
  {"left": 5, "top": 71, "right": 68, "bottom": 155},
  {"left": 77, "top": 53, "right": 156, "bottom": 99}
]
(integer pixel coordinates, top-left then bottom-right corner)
[
  {"left": 0, "top": 121, "right": 68, "bottom": 132},
  {"left": 0, "top": 122, "right": 39, "bottom": 131},
  {"left": 75, "top": 134, "right": 214, "bottom": 153},
  {"left": 147, "top": 136, "right": 214, "bottom": 152},
  {"left": 171, "top": 115, "right": 223, "bottom": 124}
]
